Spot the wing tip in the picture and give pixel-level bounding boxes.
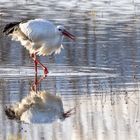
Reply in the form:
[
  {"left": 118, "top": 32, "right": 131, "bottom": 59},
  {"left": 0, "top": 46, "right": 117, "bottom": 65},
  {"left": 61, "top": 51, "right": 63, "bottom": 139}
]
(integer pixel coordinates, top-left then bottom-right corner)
[{"left": 3, "top": 22, "right": 21, "bottom": 35}]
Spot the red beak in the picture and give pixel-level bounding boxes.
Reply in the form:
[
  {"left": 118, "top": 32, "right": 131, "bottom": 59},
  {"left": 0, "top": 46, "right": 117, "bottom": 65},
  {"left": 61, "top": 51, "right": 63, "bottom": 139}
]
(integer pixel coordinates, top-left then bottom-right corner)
[{"left": 62, "top": 30, "right": 75, "bottom": 41}]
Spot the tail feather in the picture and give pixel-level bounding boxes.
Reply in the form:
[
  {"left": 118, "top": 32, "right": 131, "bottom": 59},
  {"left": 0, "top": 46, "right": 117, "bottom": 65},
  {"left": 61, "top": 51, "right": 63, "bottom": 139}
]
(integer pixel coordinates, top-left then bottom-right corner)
[{"left": 3, "top": 22, "right": 20, "bottom": 35}]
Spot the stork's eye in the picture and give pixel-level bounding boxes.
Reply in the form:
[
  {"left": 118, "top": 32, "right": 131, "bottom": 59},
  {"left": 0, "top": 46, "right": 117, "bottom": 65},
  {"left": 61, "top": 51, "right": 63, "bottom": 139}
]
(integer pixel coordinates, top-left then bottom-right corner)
[{"left": 58, "top": 28, "right": 62, "bottom": 31}]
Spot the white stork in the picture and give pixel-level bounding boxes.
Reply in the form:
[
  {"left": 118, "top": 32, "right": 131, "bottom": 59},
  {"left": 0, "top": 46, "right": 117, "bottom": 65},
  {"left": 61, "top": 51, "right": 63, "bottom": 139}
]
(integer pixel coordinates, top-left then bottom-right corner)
[{"left": 3, "top": 19, "right": 75, "bottom": 91}]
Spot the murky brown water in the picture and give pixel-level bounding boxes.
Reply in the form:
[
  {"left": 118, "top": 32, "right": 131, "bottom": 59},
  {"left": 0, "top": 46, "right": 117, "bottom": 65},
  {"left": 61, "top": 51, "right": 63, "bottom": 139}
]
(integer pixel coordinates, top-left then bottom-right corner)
[{"left": 0, "top": 0, "right": 140, "bottom": 140}]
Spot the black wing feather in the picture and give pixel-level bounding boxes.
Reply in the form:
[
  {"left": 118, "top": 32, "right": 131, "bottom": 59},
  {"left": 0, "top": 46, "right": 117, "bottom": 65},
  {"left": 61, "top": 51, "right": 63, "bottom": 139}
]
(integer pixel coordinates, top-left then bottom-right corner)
[
  {"left": 3, "top": 19, "right": 31, "bottom": 35},
  {"left": 3, "top": 22, "right": 20, "bottom": 35}
]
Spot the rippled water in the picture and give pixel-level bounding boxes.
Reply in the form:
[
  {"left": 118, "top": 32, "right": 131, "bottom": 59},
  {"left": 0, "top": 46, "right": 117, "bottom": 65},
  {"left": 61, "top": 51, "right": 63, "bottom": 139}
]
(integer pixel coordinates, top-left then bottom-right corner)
[{"left": 0, "top": 0, "right": 140, "bottom": 140}]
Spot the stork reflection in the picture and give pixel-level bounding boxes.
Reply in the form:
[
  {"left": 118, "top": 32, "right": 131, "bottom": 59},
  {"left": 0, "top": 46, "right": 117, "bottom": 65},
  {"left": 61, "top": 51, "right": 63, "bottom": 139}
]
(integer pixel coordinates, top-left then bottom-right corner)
[{"left": 5, "top": 90, "right": 74, "bottom": 123}]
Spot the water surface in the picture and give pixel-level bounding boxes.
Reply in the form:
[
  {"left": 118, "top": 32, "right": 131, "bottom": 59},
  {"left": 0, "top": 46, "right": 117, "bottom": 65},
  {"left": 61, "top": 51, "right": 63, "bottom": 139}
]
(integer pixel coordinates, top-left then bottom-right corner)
[{"left": 0, "top": 0, "right": 140, "bottom": 140}]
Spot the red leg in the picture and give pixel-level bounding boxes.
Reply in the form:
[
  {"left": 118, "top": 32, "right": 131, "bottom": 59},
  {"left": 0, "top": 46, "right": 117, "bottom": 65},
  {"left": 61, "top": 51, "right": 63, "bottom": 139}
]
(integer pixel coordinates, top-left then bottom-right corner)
[
  {"left": 34, "top": 59, "right": 38, "bottom": 92},
  {"left": 31, "top": 53, "right": 49, "bottom": 92},
  {"left": 37, "top": 74, "right": 47, "bottom": 85},
  {"left": 35, "top": 59, "right": 48, "bottom": 77},
  {"left": 31, "top": 54, "right": 38, "bottom": 92},
  {"left": 35, "top": 58, "right": 48, "bottom": 86}
]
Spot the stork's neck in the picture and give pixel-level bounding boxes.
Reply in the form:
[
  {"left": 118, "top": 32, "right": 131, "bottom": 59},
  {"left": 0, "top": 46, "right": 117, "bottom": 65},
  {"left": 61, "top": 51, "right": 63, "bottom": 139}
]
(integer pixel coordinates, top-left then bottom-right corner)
[
  {"left": 51, "top": 29, "right": 63, "bottom": 47},
  {"left": 43, "top": 28, "right": 63, "bottom": 48}
]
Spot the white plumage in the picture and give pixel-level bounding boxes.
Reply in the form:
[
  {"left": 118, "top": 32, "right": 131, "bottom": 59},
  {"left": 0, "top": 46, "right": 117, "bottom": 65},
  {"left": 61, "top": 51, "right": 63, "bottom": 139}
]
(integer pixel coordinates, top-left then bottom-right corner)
[
  {"left": 3, "top": 18, "right": 75, "bottom": 91},
  {"left": 5, "top": 90, "right": 72, "bottom": 123},
  {"left": 12, "top": 19, "right": 62, "bottom": 56},
  {"left": 9, "top": 18, "right": 75, "bottom": 56}
]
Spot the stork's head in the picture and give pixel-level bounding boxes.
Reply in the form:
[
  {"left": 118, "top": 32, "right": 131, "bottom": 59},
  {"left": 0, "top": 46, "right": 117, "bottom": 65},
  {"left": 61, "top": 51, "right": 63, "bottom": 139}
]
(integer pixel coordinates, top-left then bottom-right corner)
[{"left": 57, "top": 25, "right": 75, "bottom": 41}]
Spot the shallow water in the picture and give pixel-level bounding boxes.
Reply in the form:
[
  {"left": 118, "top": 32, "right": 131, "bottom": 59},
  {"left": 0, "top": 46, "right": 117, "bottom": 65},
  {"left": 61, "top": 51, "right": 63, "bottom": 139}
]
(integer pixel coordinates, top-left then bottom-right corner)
[{"left": 0, "top": 0, "right": 140, "bottom": 140}]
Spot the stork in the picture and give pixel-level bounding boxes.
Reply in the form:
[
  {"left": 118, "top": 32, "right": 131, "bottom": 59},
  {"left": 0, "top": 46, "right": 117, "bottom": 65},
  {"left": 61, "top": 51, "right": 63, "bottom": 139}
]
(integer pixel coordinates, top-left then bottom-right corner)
[{"left": 3, "top": 18, "right": 75, "bottom": 91}]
